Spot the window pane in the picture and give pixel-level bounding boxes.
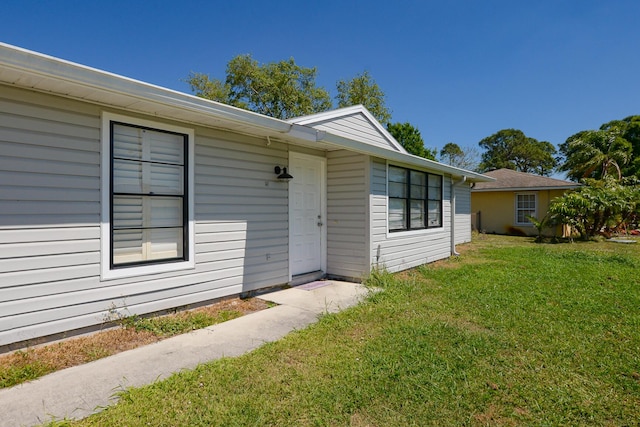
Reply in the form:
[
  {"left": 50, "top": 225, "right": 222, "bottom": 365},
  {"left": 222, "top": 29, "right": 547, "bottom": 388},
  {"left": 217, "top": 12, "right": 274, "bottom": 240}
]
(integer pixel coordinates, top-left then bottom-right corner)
[
  {"left": 389, "top": 198, "right": 406, "bottom": 230},
  {"left": 113, "top": 159, "right": 143, "bottom": 193},
  {"left": 428, "top": 200, "right": 441, "bottom": 227},
  {"left": 149, "top": 131, "right": 184, "bottom": 164},
  {"left": 389, "top": 182, "right": 407, "bottom": 198},
  {"left": 410, "top": 200, "right": 425, "bottom": 228},
  {"left": 410, "top": 184, "right": 425, "bottom": 199},
  {"left": 410, "top": 171, "right": 426, "bottom": 199},
  {"left": 113, "top": 196, "right": 143, "bottom": 229},
  {"left": 113, "top": 196, "right": 182, "bottom": 229},
  {"left": 113, "top": 229, "right": 144, "bottom": 264},
  {"left": 149, "top": 197, "right": 183, "bottom": 228},
  {"left": 388, "top": 166, "right": 407, "bottom": 183},
  {"left": 517, "top": 209, "right": 535, "bottom": 223},
  {"left": 113, "top": 124, "right": 142, "bottom": 160},
  {"left": 516, "top": 195, "right": 536, "bottom": 223},
  {"left": 113, "top": 124, "right": 184, "bottom": 165},
  {"left": 148, "top": 228, "right": 183, "bottom": 260},
  {"left": 149, "top": 163, "right": 183, "bottom": 194},
  {"left": 428, "top": 174, "right": 442, "bottom": 200},
  {"left": 517, "top": 211, "right": 526, "bottom": 223},
  {"left": 112, "top": 196, "right": 183, "bottom": 230},
  {"left": 113, "top": 160, "right": 183, "bottom": 195},
  {"left": 111, "top": 122, "right": 187, "bottom": 267},
  {"left": 410, "top": 171, "right": 426, "bottom": 186},
  {"left": 113, "top": 228, "right": 183, "bottom": 264}
]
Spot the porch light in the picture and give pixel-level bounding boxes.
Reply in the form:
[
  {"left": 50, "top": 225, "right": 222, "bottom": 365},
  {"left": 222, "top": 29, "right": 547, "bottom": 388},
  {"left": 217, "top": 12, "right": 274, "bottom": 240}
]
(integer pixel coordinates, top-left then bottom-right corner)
[{"left": 274, "top": 166, "right": 293, "bottom": 181}]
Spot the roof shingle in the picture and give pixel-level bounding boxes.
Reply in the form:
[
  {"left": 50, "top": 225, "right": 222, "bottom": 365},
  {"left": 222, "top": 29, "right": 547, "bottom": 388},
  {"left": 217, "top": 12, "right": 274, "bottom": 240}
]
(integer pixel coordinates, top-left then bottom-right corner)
[{"left": 472, "top": 168, "right": 580, "bottom": 191}]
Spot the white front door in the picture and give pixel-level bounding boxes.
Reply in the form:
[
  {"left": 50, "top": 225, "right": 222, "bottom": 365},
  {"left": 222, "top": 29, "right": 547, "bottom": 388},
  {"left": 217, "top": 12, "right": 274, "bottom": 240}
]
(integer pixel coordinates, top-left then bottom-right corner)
[{"left": 289, "top": 153, "right": 326, "bottom": 276}]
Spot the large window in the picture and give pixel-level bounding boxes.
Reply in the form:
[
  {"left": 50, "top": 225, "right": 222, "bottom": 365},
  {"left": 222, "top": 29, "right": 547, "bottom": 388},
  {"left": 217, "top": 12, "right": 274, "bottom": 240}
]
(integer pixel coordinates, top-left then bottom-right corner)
[
  {"left": 388, "top": 165, "right": 442, "bottom": 231},
  {"left": 111, "top": 122, "right": 187, "bottom": 266},
  {"left": 516, "top": 193, "right": 536, "bottom": 225},
  {"left": 101, "top": 113, "right": 194, "bottom": 279}
]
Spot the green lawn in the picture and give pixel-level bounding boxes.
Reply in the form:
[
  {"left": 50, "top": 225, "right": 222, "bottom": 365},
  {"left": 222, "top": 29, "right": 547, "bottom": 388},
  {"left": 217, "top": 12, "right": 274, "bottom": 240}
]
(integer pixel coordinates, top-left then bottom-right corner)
[{"left": 62, "top": 235, "right": 639, "bottom": 426}]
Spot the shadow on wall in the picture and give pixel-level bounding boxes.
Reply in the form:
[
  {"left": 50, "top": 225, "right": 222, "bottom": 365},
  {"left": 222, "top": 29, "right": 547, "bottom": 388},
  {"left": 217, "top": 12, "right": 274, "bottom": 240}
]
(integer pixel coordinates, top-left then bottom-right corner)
[{"left": 505, "top": 226, "right": 529, "bottom": 237}]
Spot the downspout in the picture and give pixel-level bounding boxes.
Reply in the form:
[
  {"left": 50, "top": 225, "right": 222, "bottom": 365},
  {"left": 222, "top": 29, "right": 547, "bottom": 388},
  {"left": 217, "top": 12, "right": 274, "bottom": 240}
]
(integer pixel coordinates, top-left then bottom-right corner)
[{"left": 450, "top": 176, "right": 467, "bottom": 256}]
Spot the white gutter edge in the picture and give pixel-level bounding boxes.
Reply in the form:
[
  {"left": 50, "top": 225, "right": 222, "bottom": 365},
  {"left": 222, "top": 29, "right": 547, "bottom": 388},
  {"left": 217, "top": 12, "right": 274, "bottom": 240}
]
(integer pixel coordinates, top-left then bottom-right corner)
[
  {"left": 316, "top": 131, "right": 493, "bottom": 182},
  {"left": 0, "top": 42, "right": 294, "bottom": 135}
]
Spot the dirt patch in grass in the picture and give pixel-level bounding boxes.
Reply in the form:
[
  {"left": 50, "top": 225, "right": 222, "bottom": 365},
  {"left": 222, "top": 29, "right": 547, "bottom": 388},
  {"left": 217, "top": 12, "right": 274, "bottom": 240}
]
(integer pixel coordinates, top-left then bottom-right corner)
[{"left": 0, "top": 297, "right": 270, "bottom": 389}]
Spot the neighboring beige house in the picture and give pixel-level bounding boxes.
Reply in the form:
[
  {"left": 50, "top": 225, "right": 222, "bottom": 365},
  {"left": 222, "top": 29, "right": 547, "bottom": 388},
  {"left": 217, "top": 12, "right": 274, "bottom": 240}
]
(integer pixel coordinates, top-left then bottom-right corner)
[{"left": 471, "top": 168, "right": 580, "bottom": 236}]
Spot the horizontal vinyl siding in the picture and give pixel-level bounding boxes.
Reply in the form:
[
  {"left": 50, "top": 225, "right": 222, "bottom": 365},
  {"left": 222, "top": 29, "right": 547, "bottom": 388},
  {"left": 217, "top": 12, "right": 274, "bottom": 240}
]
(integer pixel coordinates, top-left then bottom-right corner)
[
  {"left": 326, "top": 150, "right": 367, "bottom": 279},
  {"left": 194, "top": 132, "right": 289, "bottom": 292},
  {"left": 0, "top": 88, "right": 105, "bottom": 345},
  {"left": 454, "top": 183, "right": 472, "bottom": 244},
  {"left": 370, "top": 158, "right": 452, "bottom": 273},
  {"left": 0, "top": 89, "right": 101, "bottom": 228},
  {"left": 0, "top": 86, "right": 290, "bottom": 347},
  {"left": 312, "top": 113, "right": 397, "bottom": 151}
]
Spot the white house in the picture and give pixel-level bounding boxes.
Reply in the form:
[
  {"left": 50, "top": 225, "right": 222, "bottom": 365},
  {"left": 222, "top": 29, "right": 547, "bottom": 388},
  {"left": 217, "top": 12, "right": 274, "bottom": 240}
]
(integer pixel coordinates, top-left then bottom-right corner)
[{"left": 0, "top": 43, "right": 491, "bottom": 350}]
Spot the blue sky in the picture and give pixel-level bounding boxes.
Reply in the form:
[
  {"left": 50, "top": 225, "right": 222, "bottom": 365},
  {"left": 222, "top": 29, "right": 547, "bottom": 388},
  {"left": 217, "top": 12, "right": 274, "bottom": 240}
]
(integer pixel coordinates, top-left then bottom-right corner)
[{"left": 3, "top": 0, "right": 639, "bottom": 158}]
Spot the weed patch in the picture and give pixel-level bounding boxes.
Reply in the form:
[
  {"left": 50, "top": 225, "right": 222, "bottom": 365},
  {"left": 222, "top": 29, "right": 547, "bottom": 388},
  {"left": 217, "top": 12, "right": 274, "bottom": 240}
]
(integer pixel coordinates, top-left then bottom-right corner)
[{"left": 0, "top": 298, "right": 269, "bottom": 389}]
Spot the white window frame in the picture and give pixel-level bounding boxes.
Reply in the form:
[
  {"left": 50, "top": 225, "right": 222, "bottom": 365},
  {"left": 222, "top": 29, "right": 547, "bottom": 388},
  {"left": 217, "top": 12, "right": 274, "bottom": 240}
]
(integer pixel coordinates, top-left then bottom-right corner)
[
  {"left": 100, "top": 112, "right": 195, "bottom": 280},
  {"left": 515, "top": 192, "right": 537, "bottom": 226}
]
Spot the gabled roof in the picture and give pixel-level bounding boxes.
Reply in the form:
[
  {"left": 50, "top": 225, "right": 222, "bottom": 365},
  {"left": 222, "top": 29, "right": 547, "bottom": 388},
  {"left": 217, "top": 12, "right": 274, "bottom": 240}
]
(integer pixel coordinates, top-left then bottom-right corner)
[
  {"left": 288, "top": 105, "right": 407, "bottom": 153},
  {"left": 0, "top": 42, "right": 493, "bottom": 183},
  {"left": 472, "top": 168, "right": 581, "bottom": 192}
]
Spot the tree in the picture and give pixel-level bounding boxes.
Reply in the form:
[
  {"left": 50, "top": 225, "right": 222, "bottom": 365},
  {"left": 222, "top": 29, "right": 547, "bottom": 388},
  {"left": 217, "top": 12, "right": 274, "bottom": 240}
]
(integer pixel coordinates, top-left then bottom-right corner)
[
  {"left": 387, "top": 122, "right": 436, "bottom": 160},
  {"left": 558, "top": 129, "right": 632, "bottom": 181},
  {"left": 186, "top": 54, "right": 332, "bottom": 120},
  {"left": 478, "top": 129, "right": 557, "bottom": 175},
  {"left": 548, "top": 176, "right": 640, "bottom": 239},
  {"left": 599, "top": 115, "right": 640, "bottom": 178},
  {"left": 187, "top": 72, "right": 230, "bottom": 103},
  {"left": 440, "top": 143, "right": 463, "bottom": 165},
  {"left": 439, "top": 143, "right": 480, "bottom": 170},
  {"left": 336, "top": 71, "right": 391, "bottom": 124}
]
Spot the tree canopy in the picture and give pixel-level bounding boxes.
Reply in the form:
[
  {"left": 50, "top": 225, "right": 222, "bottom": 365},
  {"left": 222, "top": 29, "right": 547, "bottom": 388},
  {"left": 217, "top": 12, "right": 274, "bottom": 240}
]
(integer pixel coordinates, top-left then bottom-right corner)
[
  {"left": 439, "top": 143, "right": 479, "bottom": 170},
  {"left": 478, "top": 129, "right": 557, "bottom": 175},
  {"left": 336, "top": 71, "right": 391, "bottom": 124},
  {"left": 187, "top": 56, "right": 394, "bottom": 125},
  {"left": 440, "top": 142, "right": 463, "bottom": 164},
  {"left": 548, "top": 176, "right": 640, "bottom": 239},
  {"left": 187, "top": 54, "right": 332, "bottom": 120},
  {"left": 387, "top": 122, "right": 436, "bottom": 160},
  {"left": 559, "top": 115, "right": 640, "bottom": 181},
  {"left": 558, "top": 130, "right": 631, "bottom": 181}
]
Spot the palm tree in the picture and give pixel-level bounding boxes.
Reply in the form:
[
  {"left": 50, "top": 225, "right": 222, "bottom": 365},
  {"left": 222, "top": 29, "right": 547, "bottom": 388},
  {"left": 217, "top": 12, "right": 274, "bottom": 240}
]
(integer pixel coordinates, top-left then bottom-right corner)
[{"left": 559, "top": 129, "right": 632, "bottom": 181}]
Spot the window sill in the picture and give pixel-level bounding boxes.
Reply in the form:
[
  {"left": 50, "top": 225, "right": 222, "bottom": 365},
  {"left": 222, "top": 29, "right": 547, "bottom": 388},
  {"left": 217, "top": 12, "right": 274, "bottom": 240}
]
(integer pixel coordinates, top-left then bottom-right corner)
[
  {"left": 101, "top": 259, "right": 195, "bottom": 281},
  {"left": 386, "top": 227, "right": 444, "bottom": 239}
]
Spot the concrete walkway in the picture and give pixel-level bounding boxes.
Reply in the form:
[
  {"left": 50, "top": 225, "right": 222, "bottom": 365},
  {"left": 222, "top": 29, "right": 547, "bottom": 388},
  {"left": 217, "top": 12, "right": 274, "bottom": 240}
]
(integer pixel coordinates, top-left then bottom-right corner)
[{"left": 0, "top": 280, "right": 370, "bottom": 427}]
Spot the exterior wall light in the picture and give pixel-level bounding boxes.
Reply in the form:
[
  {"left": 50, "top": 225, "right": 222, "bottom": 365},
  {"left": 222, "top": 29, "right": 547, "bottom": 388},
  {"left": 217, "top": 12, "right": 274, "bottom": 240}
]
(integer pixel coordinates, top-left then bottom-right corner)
[{"left": 274, "top": 166, "right": 293, "bottom": 182}]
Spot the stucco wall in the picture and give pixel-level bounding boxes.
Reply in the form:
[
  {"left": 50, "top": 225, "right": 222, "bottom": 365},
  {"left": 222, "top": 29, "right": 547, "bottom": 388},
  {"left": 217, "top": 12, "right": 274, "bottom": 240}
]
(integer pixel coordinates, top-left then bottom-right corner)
[{"left": 471, "top": 189, "right": 568, "bottom": 236}]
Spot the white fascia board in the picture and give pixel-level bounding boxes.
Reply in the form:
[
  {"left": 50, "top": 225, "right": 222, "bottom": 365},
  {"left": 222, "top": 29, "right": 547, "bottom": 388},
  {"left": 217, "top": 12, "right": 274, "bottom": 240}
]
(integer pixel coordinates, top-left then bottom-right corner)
[
  {"left": 0, "top": 42, "right": 293, "bottom": 135},
  {"left": 289, "top": 104, "right": 366, "bottom": 124},
  {"left": 289, "top": 104, "right": 407, "bottom": 154},
  {"left": 317, "top": 131, "right": 493, "bottom": 182}
]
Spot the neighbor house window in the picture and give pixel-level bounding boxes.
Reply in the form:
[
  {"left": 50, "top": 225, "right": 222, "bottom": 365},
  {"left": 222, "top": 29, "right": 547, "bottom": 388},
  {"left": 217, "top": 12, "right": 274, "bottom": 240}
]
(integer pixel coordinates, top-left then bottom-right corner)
[
  {"left": 388, "top": 165, "right": 442, "bottom": 231},
  {"left": 101, "top": 113, "right": 194, "bottom": 279},
  {"left": 516, "top": 193, "right": 536, "bottom": 225}
]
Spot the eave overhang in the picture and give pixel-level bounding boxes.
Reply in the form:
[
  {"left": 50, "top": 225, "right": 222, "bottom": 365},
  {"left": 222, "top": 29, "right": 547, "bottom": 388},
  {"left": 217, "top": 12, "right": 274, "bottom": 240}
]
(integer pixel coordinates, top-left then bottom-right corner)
[{"left": 0, "top": 42, "right": 494, "bottom": 183}]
